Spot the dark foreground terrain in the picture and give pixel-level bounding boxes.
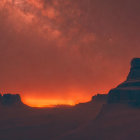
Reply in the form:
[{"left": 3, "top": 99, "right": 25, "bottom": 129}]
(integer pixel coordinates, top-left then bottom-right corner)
[
  {"left": 1, "top": 95, "right": 140, "bottom": 140},
  {"left": 59, "top": 104, "right": 140, "bottom": 140},
  {"left": 0, "top": 96, "right": 105, "bottom": 140}
]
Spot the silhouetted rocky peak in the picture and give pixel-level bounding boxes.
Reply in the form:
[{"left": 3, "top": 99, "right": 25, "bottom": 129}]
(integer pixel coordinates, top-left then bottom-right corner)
[
  {"left": 108, "top": 58, "right": 140, "bottom": 104},
  {"left": 0, "top": 93, "right": 23, "bottom": 106}
]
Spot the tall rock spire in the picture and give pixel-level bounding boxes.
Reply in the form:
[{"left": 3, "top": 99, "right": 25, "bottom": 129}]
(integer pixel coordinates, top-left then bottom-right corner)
[
  {"left": 108, "top": 58, "right": 140, "bottom": 104},
  {"left": 127, "top": 58, "right": 140, "bottom": 80}
]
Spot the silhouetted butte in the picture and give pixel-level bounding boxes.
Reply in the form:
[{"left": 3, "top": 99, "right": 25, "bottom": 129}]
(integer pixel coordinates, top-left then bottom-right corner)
[{"left": 0, "top": 93, "right": 23, "bottom": 106}]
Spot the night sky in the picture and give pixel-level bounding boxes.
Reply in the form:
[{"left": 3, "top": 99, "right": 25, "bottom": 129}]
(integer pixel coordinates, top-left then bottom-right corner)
[{"left": 0, "top": 0, "right": 140, "bottom": 106}]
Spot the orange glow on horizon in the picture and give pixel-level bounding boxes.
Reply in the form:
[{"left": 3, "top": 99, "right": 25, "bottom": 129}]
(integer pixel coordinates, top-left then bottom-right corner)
[
  {"left": 23, "top": 98, "right": 76, "bottom": 107},
  {"left": 21, "top": 90, "right": 95, "bottom": 108}
]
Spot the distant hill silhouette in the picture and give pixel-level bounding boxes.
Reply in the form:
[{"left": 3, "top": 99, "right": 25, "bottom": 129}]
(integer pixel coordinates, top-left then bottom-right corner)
[
  {"left": 108, "top": 58, "right": 140, "bottom": 105},
  {"left": 75, "top": 94, "right": 107, "bottom": 109}
]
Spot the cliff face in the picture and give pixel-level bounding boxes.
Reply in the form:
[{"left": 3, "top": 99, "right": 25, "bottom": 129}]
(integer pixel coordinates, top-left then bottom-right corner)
[
  {"left": 108, "top": 58, "right": 140, "bottom": 104},
  {"left": 0, "top": 94, "right": 23, "bottom": 106}
]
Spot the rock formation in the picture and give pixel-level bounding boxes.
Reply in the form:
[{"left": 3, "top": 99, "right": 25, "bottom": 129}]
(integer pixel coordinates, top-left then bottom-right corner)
[
  {"left": 0, "top": 93, "right": 23, "bottom": 106},
  {"left": 127, "top": 58, "right": 140, "bottom": 80},
  {"left": 108, "top": 58, "right": 140, "bottom": 104},
  {"left": 92, "top": 94, "right": 108, "bottom": 102}
]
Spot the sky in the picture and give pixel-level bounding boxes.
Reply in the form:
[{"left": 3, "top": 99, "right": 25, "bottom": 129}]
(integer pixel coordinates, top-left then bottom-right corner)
[{"left": 0, "top": 0, "right": 140, "bottom": 106}]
